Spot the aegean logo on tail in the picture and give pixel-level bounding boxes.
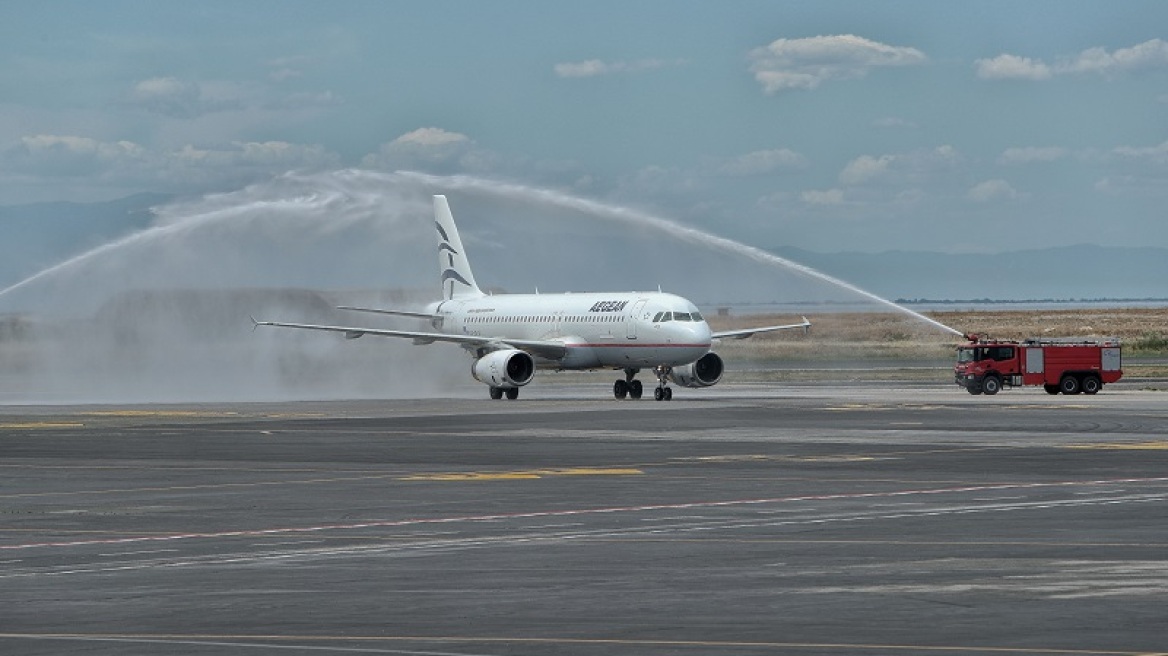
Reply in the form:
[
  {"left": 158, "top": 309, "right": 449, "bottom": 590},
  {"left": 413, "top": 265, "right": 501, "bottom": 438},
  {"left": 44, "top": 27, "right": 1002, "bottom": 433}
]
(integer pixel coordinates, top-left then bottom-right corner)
[{"left": 436, "top": 221, "right": 473, "bottom": 291}]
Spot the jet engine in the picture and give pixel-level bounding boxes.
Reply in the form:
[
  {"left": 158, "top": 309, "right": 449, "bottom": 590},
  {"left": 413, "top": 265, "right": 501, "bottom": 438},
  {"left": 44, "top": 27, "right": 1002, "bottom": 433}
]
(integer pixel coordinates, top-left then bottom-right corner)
[
  {"left": 471, "top": 349, "right": 536, "bottom": 388},
  {"left": 668, "top": 352, "right": 724, "bottom": 388}
]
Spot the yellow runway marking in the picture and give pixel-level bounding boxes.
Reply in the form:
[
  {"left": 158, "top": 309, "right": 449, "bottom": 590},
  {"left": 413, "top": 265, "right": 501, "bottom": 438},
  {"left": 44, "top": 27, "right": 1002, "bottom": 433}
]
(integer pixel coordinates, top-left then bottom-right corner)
[
  {"left": 0, "top": 633, "right": 1158, "bottom": 655},
  {"left": 1068, "top": 441, "right": 1168, "bottom": 450},
  {"left": 826, "top": 403, "right": 893, "bottom": 411},
  {"left": 79, "top": 411, "right": 239, "bottom": 418},
  {"left": 0, "top": 467, "right": 643, "bottom": 497},
  {"left": 673, "top": 454, "right": 877, "bottom": 464}
]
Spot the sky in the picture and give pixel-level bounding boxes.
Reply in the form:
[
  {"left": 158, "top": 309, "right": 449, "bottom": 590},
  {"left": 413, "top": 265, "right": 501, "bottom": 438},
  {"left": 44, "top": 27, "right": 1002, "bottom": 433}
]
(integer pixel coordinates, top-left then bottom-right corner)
[{"left": 1, "top": 1, "right": 1166, "bottom": 253}]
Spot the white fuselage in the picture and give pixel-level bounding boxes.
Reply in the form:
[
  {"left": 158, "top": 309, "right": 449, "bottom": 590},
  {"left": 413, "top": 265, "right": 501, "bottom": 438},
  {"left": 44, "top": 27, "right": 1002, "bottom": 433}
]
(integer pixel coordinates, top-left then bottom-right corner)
[{"left": 428, "top": 291, "right": 713, "bottom": 370}]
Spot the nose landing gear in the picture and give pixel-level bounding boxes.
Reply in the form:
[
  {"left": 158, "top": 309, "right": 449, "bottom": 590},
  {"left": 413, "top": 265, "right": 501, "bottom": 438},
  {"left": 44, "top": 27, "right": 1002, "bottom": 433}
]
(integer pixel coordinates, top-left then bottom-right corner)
[
  {"left": 613, "top": 366, "right": 673, "bottom": 401},
  {"left": 652, "top": 365, "right": 673, "bottom": 402}
]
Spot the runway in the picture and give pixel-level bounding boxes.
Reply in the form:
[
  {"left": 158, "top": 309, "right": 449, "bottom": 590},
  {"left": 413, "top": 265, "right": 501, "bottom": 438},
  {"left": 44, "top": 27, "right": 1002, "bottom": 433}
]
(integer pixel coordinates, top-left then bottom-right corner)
[{"left": 2, "top": 382, "right": 1167, "bottom": 655}]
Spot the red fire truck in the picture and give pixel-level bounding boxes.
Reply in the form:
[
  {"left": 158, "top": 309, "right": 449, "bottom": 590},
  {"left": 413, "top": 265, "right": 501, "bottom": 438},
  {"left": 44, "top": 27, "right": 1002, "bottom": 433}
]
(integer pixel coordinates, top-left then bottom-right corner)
[{"left": 954, "top": 335, "right": 1122, "bottom": 395}]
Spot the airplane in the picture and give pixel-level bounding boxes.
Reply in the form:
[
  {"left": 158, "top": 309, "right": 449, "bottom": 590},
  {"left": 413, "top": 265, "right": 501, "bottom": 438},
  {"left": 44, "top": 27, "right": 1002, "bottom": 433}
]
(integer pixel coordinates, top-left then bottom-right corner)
[{"left": 254, "top": 195, "right": 810, "bottom": 401}]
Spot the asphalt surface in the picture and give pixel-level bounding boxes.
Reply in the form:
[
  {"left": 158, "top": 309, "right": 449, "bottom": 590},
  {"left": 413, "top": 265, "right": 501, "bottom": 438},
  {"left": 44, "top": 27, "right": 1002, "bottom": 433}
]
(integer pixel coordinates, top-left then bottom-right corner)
[{"left": 2, "top": 382, "right": 1167, "bottom": 655}]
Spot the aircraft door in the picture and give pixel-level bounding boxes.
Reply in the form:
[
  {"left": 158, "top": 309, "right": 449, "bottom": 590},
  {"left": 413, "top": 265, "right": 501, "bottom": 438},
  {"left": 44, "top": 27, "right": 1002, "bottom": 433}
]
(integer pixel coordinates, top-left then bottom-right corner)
[{"left": 626, "top": 299, "right": 648, "bottom": 339}]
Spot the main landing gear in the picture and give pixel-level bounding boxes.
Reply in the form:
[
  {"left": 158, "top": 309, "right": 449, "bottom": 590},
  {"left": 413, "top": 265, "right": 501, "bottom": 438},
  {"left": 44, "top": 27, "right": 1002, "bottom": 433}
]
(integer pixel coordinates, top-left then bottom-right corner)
[
  {"left": 613, "top": 368, "right": 643, "bottom": 400},
  {"left": 613, "top": 366, "right": 673, "bottom": 401}
]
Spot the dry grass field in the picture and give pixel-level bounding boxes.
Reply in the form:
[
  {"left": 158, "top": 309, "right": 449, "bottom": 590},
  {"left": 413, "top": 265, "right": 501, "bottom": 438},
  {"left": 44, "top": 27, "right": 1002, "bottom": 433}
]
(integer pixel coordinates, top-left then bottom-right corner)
[{"left": 709, "top": 307, "right": 1168, "bottom": 382}]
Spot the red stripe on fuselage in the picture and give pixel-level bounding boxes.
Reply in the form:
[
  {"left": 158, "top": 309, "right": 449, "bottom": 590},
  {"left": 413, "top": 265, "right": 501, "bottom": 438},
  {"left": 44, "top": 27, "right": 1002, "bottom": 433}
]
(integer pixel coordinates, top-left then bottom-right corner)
[{"left": 572, "top": 343, "right": 711, "bottom": 349}]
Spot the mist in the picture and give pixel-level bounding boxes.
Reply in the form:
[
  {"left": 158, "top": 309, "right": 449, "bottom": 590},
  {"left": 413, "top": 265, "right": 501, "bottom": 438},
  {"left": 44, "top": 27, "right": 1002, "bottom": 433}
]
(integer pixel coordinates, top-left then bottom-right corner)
[{"left": 0, "top": 169, "right": 945, "bottom": 404}]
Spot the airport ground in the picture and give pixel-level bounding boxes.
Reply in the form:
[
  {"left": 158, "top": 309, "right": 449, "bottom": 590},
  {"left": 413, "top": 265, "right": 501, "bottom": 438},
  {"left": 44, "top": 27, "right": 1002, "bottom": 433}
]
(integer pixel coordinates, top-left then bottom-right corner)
[{"left": 2, "top": 375, "right": 1167, "bottom": 656}]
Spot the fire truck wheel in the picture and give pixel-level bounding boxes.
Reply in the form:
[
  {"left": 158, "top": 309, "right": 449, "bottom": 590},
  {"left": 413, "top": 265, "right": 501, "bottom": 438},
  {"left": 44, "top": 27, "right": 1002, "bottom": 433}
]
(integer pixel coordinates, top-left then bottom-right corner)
[
  {"left": 1044, "top": 384, "right": 1060, "bottom": 395},
  {"left": 1059, "top": 375, "right": 1081, "bottom": 395},
  {"left": 981, "top": 375, "right": 1001, "bottom": 395},
  {"left": 1081, "top": 375, "right": 1101, "bottom": 395}
]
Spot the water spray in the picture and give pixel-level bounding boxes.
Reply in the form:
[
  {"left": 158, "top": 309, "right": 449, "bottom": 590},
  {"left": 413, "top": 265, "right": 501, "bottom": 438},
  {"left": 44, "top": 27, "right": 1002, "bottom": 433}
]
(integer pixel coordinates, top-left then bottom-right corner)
[
  {"left": 0, "top": 169, "right": 965, "bottom": 334},
  {"left": 396, "top": 171, "right": 966, "bottom": 337}
]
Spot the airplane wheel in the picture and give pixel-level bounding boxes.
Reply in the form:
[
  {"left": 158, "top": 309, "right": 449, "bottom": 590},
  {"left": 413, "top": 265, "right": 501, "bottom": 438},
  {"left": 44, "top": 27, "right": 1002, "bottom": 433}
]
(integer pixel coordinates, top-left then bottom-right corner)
[
  {"left": 664, "top": 387, "right": 673, "bottom": 401},
  {"left": 654, "top": 387, "right": 664, "bottom": 401},
  {"left": 629, "top": 380, "right": 643, "bottom": 399},
  {"left": 505, "top": 387, "right": 519, "bottom": 400},
  {"left": 614, "top": 379, "right": 629, "bottom": 400},
  {"left": 489, "top": 386, "right": 503, "bottom": 400}
]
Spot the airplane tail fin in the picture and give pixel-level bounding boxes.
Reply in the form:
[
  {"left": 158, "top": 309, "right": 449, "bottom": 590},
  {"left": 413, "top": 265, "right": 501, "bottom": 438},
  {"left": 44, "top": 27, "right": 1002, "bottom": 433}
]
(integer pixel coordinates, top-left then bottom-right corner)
[{"left": 433, "top": 195, "right": 485, "bottom": 301}]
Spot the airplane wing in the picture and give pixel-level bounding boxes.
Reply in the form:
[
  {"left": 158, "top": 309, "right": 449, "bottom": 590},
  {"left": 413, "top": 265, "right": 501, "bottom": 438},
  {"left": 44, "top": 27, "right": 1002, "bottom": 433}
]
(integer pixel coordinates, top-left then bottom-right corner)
[
  {"left": 252, "top": 319, "right": 570, "bottom": 360},
  {"left": 712, "top": 316, "right": 811, "bottom": 340},
  {"left": 336, "top": 306, "right": 441, "bottom": 320}
]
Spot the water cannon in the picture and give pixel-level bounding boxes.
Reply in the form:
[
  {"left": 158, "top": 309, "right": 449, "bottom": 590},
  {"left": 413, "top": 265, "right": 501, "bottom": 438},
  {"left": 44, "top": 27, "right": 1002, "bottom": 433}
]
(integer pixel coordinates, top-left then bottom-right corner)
[{"left": 964, "top": 333, "right": 979, "bottom": 343}]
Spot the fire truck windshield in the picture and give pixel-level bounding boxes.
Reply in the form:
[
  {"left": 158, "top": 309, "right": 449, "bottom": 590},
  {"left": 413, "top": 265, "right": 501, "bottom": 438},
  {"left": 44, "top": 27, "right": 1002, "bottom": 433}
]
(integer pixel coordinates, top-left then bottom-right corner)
[
  {"left": 957, "top": 347, "right": 981, "bottom": 363},
  {"left": 957, "top": 346, "right": 1015, "bottom": 363}
]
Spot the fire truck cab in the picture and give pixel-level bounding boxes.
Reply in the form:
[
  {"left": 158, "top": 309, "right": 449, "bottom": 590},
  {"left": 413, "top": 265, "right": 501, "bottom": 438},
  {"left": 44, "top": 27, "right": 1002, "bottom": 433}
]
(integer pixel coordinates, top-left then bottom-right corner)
[{"left": 954, "top": 336, "right": 1122, "bottom": 395}]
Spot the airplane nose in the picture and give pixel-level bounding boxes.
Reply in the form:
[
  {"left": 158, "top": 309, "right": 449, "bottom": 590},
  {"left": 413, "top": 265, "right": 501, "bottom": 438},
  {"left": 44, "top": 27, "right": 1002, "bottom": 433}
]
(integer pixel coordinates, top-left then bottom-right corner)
[{"left": 695, "top": 321, "right": 712, "bottom": 344}]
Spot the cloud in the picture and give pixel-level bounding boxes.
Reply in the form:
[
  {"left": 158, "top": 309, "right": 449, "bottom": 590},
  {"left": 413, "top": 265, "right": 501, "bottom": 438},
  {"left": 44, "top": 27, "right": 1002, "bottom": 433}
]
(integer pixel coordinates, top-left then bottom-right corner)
[
  {"left": 998, "top": 146, "right": 1070, "bottom": 165},
  {"left": 968, "top": 179, "right": 1021, "bottom": 202},
  {"left": 554, "top": 58, "right": 684, "bottom": 78},
  {"left": 839, "top": 154, "right": 894, "bottom": 186},
  {"left": 974, "top": 54, "right": 1052, "bottom": 80},
  {"left": 130, "top": 77, "right": 208, "bottom": 118},
  {"left": 800, "top": 188, "right": 846, "bottom": 206},
  {"left": 172, "top": 141, "right": 339, "bottom": 171},
  {"left": 5, "top": 134, "right": 148, "bottom": 176},
  {"left": 1112, "top": 140, "right": 1168, "bottom": 164},
  {"left": 2, "top": 134, "right": 339, "bottom": 190},
  {"left": 717, "top": 149, "right": 807, "bottom": 176},
  {"left": 266, "top": 55, "right": 312, "bottom": 81},
  {"left": 394, "top": 127, "right": 470, "bottom": 147},
  {"left": 839, "top": 146, "right": 960, "bottom": 186},
  {"left": 748, "top": 34, "right": 926, "bottom": 94},
  {"left": 977, "top": 39, "right": 1168, "bottom": 81},
  {"left": 128, "top": 77, "right": 260, "bottom": 118},
  {"left": 361, "top": 127, "right": 475, "bottom": 172},
  {"left": 129, "top": 75, "right": 340, "bottom": 119},
  {"left": 1062, "top": 39, "right": 1168, "bottom": 75}
]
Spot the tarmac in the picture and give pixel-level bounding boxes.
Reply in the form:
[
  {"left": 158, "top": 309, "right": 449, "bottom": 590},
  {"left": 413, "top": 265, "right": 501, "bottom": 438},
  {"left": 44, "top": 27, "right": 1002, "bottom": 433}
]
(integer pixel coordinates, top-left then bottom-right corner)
[{"left": 2, "top": 381, "right": 1167, "bottom": 655}]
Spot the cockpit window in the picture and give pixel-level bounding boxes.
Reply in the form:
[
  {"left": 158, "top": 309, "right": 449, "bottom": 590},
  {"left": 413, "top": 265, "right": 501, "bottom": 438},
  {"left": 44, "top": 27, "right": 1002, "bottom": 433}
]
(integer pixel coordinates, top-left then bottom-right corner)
[{"left": 653, "top": 310, "right": 705, "bottom": 323}]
